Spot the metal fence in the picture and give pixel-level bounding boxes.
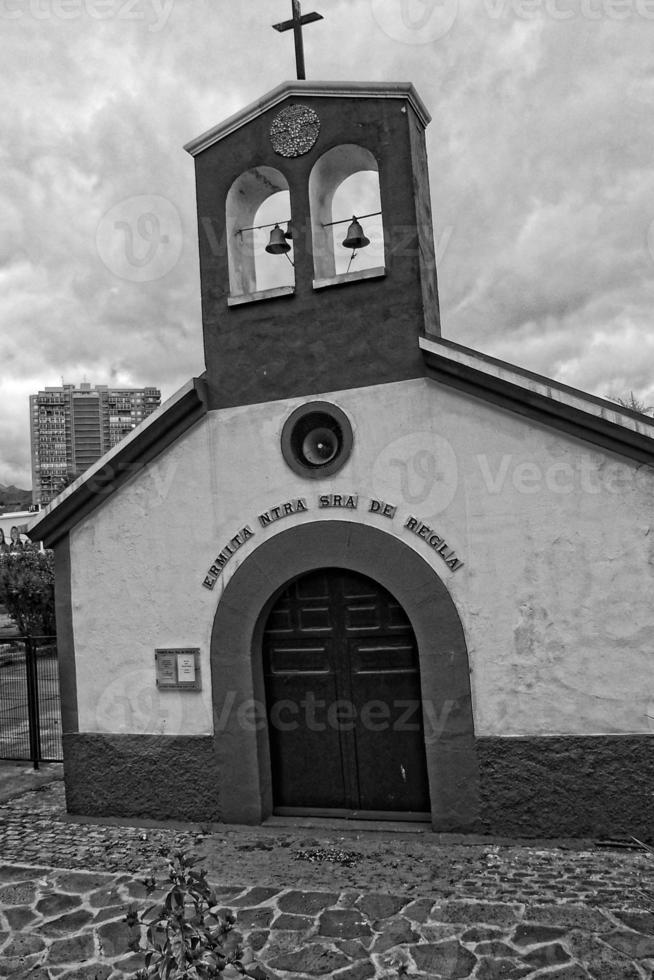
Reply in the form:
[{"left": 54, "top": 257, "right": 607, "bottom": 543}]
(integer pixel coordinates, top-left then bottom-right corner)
[{"left": 0, "top": 634, "right": 61, "bottom": 766}]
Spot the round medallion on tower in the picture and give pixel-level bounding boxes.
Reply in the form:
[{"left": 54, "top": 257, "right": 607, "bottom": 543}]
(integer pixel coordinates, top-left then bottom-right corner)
[{"left": 269, "top": 104, "right": 320, "bottom": 157}]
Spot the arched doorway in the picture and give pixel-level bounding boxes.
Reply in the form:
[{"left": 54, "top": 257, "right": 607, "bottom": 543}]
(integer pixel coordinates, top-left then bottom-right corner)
[
  {"left": 263, "top": 568, "right": 430, "bottom": 818},
  {"left": 209, "top": 521, "right": 478, "bottom": 830}
]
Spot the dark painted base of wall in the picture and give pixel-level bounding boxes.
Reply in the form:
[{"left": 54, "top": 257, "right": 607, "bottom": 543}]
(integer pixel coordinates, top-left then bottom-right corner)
[
  {"left": 63, "top": 733, "right": 654, "bottom": 839},
  {"left": 476, "top": 735, "right": 654, "bottom": 840},
  {"left": 63, "top": 734, "right": 222, "bottom": 823}
]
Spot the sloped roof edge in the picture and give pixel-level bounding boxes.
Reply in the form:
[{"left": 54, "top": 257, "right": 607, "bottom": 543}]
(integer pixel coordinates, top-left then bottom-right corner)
[
  {"left": 28, "top": 376, "right": 209, "bottom": 549},
  {"left": 420, "top": 336, "right": 654, "bottom": 463},
  {"left": 184, "top": 80, "right": 431, "bottom": 157}
]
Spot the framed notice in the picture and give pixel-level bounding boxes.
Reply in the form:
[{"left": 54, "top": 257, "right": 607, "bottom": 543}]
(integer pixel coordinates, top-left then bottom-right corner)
[{"left": 155, "top": 648, "right": 201, "bottom": 691}]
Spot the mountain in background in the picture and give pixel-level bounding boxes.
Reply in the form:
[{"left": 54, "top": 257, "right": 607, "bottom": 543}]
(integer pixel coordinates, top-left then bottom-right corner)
[{"left": 0, "top": 485, "right": 32, "bottom": 513}]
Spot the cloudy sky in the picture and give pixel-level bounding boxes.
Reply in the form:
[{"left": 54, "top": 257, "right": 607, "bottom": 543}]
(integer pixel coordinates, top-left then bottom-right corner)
[{"left": 2, "top": 0, "right": 654, "bottom": 487}]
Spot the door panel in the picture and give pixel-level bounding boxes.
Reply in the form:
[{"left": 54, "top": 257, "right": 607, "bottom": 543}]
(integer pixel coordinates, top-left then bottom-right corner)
[
  {"left": 350, "top": 639, "right": 430, "bottom": 812},
  {"left": 263, "top": 568, "right": 430, "bottom": 816}
]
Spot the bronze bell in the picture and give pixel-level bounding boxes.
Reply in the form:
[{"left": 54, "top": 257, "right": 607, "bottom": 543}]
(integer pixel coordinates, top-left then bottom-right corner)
[
  {"left": 342, "top": 217, "right": 370, "bottom": 251},
  {"left": 266, "top": 225, "right": 291, "bottom": 255},
  {"left": 284, "top": 220, "right": 294, "bottom": 240}
]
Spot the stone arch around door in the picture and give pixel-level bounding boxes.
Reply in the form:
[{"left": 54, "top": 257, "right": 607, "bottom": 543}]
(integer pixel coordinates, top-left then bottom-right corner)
[{"left": 209, "top": 521, "right": 479, "bottom": 830}]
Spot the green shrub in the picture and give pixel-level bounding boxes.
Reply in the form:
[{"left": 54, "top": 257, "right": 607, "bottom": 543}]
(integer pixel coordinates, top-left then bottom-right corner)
[
  {"left": 128, "top": 850, "right": 268, "bottom": 980},
  {"left": 0, "top": 550, "right": 55, "bottom": 635}
]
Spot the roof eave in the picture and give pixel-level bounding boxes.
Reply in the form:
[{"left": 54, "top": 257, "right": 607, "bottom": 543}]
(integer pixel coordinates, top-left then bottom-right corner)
[
  {"left": 184, "top": 80, "right": 431, "bottom": 157},
  {"left": 28, "top": 376, "right": 209, "bottom": 549},
  {"left": 420, "top": 336, "right": 654, "bottom": 465}
]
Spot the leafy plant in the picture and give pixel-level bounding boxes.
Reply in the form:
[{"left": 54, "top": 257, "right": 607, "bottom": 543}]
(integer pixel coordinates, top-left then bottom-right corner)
[
  {"left": 0, "top": 549, "right": 55, "bottom": 635},
  {"left": 128, "top": 850, "right": 267, "bottom": 980}
]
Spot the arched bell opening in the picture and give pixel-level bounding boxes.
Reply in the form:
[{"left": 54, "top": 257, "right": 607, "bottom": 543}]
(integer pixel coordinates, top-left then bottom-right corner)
[
  {"left": 309, "top": 144, "right": 385, "bottom": 283},
  {"left": 226, "top": 166, "right": 294, "bottom": 300}
]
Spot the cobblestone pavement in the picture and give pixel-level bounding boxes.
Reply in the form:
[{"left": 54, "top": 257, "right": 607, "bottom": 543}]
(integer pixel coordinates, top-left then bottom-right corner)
[{"left": 0, "top": 781, "right": 653, "bottom": 979}]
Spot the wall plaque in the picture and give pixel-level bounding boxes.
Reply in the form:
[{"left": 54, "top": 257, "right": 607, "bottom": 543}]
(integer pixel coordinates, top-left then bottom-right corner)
[{"left": 155, "top": 648, "right": 202, "bottom": 691}]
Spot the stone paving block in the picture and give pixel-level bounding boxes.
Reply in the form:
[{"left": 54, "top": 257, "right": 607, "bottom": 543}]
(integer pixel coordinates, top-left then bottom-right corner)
[
  {"left": 338, "top": 890, "right": 363, "bottom": 909},
  {"left": 46, "top": 932, "right": 96, "bottom": 966},
  {"left": 410, "top": 939, "right": 477, "bottom": 977},
  {"left": 97, "top": 917, "right": 140, "bottom": 958},
  {"left": 230, "top": 886, "right": 280, "bottom": 907},
  {"left": 522, "top": 941, "right": 571, "bottom": 969},
  {"left": 614, "top": 910, "right": 654, "bottom": 936},
  {"left": 461, "top": 924, "right": 508, "bottom": 942},
  {"left": 248, "top": 928, "right": 269, "bottom": 951},
  {"left": 267, "top": 942, "right": 351, "bottom": 974},
  {"left": 0, "top": 865, "right": 48, "bottom": 883},
  {"left": 537, "top": 966, "right": 591, "bottom": 979},
  {"left": 475, "top": 958, "right": 532, "bottom": 980},
  {"left": 57, "top": 966, "right": 112, "bottom": 980},
  {"left": 401, "top": 896, "right": 435, "bottom": 922},
  {"left": 603, "top": 930, "right": 654, "bottom": 959},
  {"left": 475, "top": 939, "right": 520, "bottom": 957},
  {"left": 3, "top": 932, "right": 46, "bottom": 957},
  {"left": 418, "top": 921, "right": 461, "bottom": 942},
  {"left": 51, "top": 871, "right": 115, "bottom": 893},
  {"left": 236, "top": 906, "right": 275, "bottom": 928},
  {"left": 88, "top": 885, "right": 127, "bottom": 908},
  {"left": 355, "top": 892, "right": 406, "bottom": 920},
  {"left": 512, "top": 921, "right": 568, "bottom": 946},
  {"left": 109, "top": 951, "right": 146, "bottom": 974},
  {"left": 0, "top": 955, "right": 44, "bottom": 979},
  {"left": 336, "top": 938, "right": 370, "bottom": 960},
  {"left": 37, "top": 908, "right": 94, "bottom": 937},
  {"left": 36, "top": 892, "right": 83, "bottom": 918},
  {"left": 270, "top": 911, "right": 315, "bottom": 930},
  {"left": 277, "top": 889, "right": 340, "bottom": 915},
  {"left": 370, "top": 914, "right": 418, "bottom": 952},
  {"left": 566, "top": 929, "right": 642, "bottom": 980},
  {"left": 432, "top": 900, "right": 522, "bottom": 926},
  {"left": 332, "top": 960, "right": 376, "bottom": 980},
  {"left": 318, "top": 908, "right": 372, "bottom": 939},
  {"left": 93, "top": 903, "right": 129, "bottom": 924},
  {"left": 3, "top": 906, "right": 36, "bottom": 929},
  {"left": 522, "top": 903, "right": 614, "bottom": 932},
  {"left": 11, "top": 970, "right": 52, "bottom": 980},
  {"left": 0, "top": 881, "right": 37, "bottom": 905}
]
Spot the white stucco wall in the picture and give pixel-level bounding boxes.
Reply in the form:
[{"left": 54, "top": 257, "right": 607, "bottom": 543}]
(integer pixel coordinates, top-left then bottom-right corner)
[{"left": 68, "top": 377, "right": 654, "bottom": 738}]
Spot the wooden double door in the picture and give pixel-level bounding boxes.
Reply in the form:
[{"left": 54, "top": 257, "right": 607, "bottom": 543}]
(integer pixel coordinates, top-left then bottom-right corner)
[{"left": 263, "top": 568, "right": 430, "bottom": 818}]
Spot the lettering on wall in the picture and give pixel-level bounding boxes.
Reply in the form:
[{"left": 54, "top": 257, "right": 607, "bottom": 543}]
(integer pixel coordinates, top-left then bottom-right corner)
[
  {"left": 404, "top": 516, "right": 464, "bottom": 572},
  {"left": 202, "top": 495, "right": 465, "bottom": 589}
]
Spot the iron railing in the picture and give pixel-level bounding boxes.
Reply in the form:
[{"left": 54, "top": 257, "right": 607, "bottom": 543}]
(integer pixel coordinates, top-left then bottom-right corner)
[{"left": 0, "top": 634, "right": 61, "bottom": 767}]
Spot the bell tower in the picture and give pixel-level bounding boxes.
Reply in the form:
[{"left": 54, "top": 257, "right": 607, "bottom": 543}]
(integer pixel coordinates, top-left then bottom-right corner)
[{"left": 185, "top": 80, "right": 441, "bottom": 410}]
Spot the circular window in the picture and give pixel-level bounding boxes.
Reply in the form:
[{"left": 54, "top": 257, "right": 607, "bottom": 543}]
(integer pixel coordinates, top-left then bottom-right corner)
[{"left": 281, "top": 402, "right": 353, "bottom": 478}]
